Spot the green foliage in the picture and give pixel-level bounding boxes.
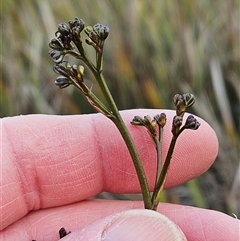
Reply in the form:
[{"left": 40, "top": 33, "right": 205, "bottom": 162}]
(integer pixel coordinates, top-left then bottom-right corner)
[{"left": 1, "top": 0, "right": 239, "bottom": 215}]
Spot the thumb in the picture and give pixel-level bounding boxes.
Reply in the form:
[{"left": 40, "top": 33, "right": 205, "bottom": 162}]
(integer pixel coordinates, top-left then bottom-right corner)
[{"left": 61, "top": 209, "right": 187, "bottom": 241}]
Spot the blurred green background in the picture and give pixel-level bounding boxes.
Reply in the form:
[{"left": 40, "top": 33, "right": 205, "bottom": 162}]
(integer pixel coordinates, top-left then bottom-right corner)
[{"left": 1, "top": 0, "right": 239, "bottom": 216}]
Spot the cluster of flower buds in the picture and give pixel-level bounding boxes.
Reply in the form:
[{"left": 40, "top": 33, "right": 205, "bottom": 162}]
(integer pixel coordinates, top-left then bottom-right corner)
[
  {"left": 49, "top": 18, "right": 85, "bottom": 62},
  {"left": 173, "top": 93, "right": 195, "bottom": 117},
  {"left": 48, "top": 18, "right": 86, "bottom": 89},
  {"left": 131, "top": 113, "right": 167, "bottom": 138},
  {"left": 49, "top": 18, "right": 110, "bottom": 89},
  {"left": 172, "top": 93, "right": 200, "bottom": 135},
  {"left": 53, "top": 61, "right": 84, "bottom": 89},
  {"left": 49, "top": 17, "right": 85, "bottom": 52},
  {"left": 84, "top": 23, "right": 109, "bottom": 52}
]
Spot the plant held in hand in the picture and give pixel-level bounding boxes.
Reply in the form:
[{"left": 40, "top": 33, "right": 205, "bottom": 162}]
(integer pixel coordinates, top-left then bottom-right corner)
[{"left": 49, "top": 17, "right": 200, "bottom": 211}]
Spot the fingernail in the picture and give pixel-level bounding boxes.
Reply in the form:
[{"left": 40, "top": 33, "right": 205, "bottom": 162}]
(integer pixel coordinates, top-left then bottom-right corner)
[{"left": 102, "top": 209, "right": 186, "bottom": 241}]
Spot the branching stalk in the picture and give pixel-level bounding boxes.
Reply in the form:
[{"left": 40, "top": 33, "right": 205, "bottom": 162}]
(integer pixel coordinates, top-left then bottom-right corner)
[
  {"left": 75, "top": 41, "right": 152, "bottom": 208},
  {"left": 49, "top": 18, "right": 200, "bottom": 211},
  {"left": 92, "top": 71, "right": 152, "bottom": 209}
]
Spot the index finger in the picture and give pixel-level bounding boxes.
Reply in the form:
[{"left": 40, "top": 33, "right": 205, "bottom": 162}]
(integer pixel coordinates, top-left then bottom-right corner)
[{"left": 1, "top": 109, "right": 218, "bottom": 229}]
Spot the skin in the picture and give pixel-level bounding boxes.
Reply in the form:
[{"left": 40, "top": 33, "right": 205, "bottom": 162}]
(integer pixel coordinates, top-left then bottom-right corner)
[{"left": 1, "top": 109, "right": 239, "bottom": 240}]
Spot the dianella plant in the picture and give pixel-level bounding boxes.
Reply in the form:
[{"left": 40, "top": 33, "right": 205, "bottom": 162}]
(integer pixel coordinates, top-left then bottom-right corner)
[{"left": 49, "top": 17, "right": 200, "bottom": 210}]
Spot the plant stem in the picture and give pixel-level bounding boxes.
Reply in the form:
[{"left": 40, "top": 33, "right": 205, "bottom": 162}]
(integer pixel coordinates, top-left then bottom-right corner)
[
  {"left": 156, "top": 126, "right": 163, "bottom": 183},
  {"left": 96, "top": 72, "right": 152, "bottom": 209},
  {"left": 71, "top": 80, "right": 114, "bottom": 118},
  {"left": 152, "top": 135, "right": 177, "bottom": 210},
  {"left": 96, "top": 42, "right": 103, "bottom": 71},
  {"left": 151, "top": 125, "right": 163, "bottom": 204},
  {"left": 75, "top": 40, "right": 152, "bottom": 208}
]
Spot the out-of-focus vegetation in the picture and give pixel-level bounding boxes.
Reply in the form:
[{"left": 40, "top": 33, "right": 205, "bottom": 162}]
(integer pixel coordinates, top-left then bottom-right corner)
[{"left": 1, "top": 0, "right": 239, "bottom": 216}]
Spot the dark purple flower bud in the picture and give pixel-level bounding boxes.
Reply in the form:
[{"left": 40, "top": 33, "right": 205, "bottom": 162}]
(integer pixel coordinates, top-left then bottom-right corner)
[
  {"left": 173, "top": 94, "right": 184, "bottom": 107},
  {"left": 131, "top": 116, "right": 145, "bottom": 125},
  {"left": 71, "top": 27, "right": 82, "bottom": 38},
  {"left": 172, "top": 115, "right": 183, "bottom": 135},
  {"left": 69, "top": 17, "right": 85, "bottom": 32},
  {"left": 173, "top": 115, "right": 183, "bottom": 128},
  {"left": 55, "top": 31, "right": 73, "bottom": 50},
  {"left": 53, "top": 61, "right": 71, "bottom": 77},
  {"left": 49, "top": 50, "right": 65, "bottom": 63},
  {"left": 184, "top": 115, "right": 200, "bottom": 130},
  {"left": 93, "top": 23, "right": 109, "bottom": 40},
  {"left": 55, "top": 76, "right": 71, "bottom": 89},
  {"left": 58, "top": 22, "right": 71, "bottom": 35},
  {"left": 49, "top": 38, "right": 64, "bottom": 50}
]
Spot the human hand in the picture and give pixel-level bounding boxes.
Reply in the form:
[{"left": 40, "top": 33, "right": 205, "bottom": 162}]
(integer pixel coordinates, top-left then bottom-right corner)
[{"left": 1, "top": 109, "right": 239, "bottom": 240}]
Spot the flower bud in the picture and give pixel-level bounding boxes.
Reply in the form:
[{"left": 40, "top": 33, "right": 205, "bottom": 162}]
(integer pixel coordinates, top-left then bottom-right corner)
[
  {"left": 184, "top": 115, "right": 200, "bottom": 130},
  {"left": 49, "top": 50, "right": 65, "bottom": 63},
  {"left": 131, "top": 116, "right": 145, "bottom": 125},
  {"left": 144, "top": 115, "right": 157, "bottom": 136},
  {"left": 93, "top": 23, "right": 109, "bottom": 40},
  {"left": 53, "top": 61, "right": 71, "bottom": 77},
  {"left": 154, "top": 113, "right": 167, "bottom": 127},
  {"left": 49, "top": 38, "right": 63, "bottom": 50},
  {"left": 173, "top": 94, "right": 183, "bottom": 107},
  {"left": 77, "top": 65, "right": 84, "bottom": 80},
  {"left": 69, "top": 18, "right": 85, "bottom": 41},
  {"left": 84, "top": 26, "right": 93, "bottom": 35},
  {"left": 172, "top": 115, "right": 183, "bottom": 135},
  {"left": 57, "top": 22, "right": 71, "bottom": 35},
  {"left": 55, "top": 76, "right": 71, "bottom": 89},
  {"left": 182, "top": 93, "right": 195, "bottom": 108},
  {"left": 173, "top": 94, "right": 187, "bottom": 116},
  {"left": 69, "top": 64, "right": 78, "bottom": 77},
  {"left": 69, "top": 17, "right": 85, "bottom": 32}
]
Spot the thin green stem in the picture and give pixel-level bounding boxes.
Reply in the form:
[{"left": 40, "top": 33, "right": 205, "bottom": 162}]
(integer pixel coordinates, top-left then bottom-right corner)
[
  {"left": 74, "top": 40, "right": 86, "bottom": 57},
  {"left": 152, "top": 135, "right": 177, "bottom": 210},
  {"left": 157, "top": 126, "right": 163, "bottom": 181},
  {"left": 74, "top": 37, "right": 152, "bottom": 209},
  {"left": 151, "top": 126, "right": 186, "bottom": 210},
  {"left": 71, "top": 80, "right": 114, "bottom": 118},
  {"left": 151, "top": 126, "right": 163, "bottom": 204},
  {"left": 95, "top": 72, "right": 152, "bottom": 209},
  {"left": 96, "top": 42, "right": 104, "bottom": 71}
]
